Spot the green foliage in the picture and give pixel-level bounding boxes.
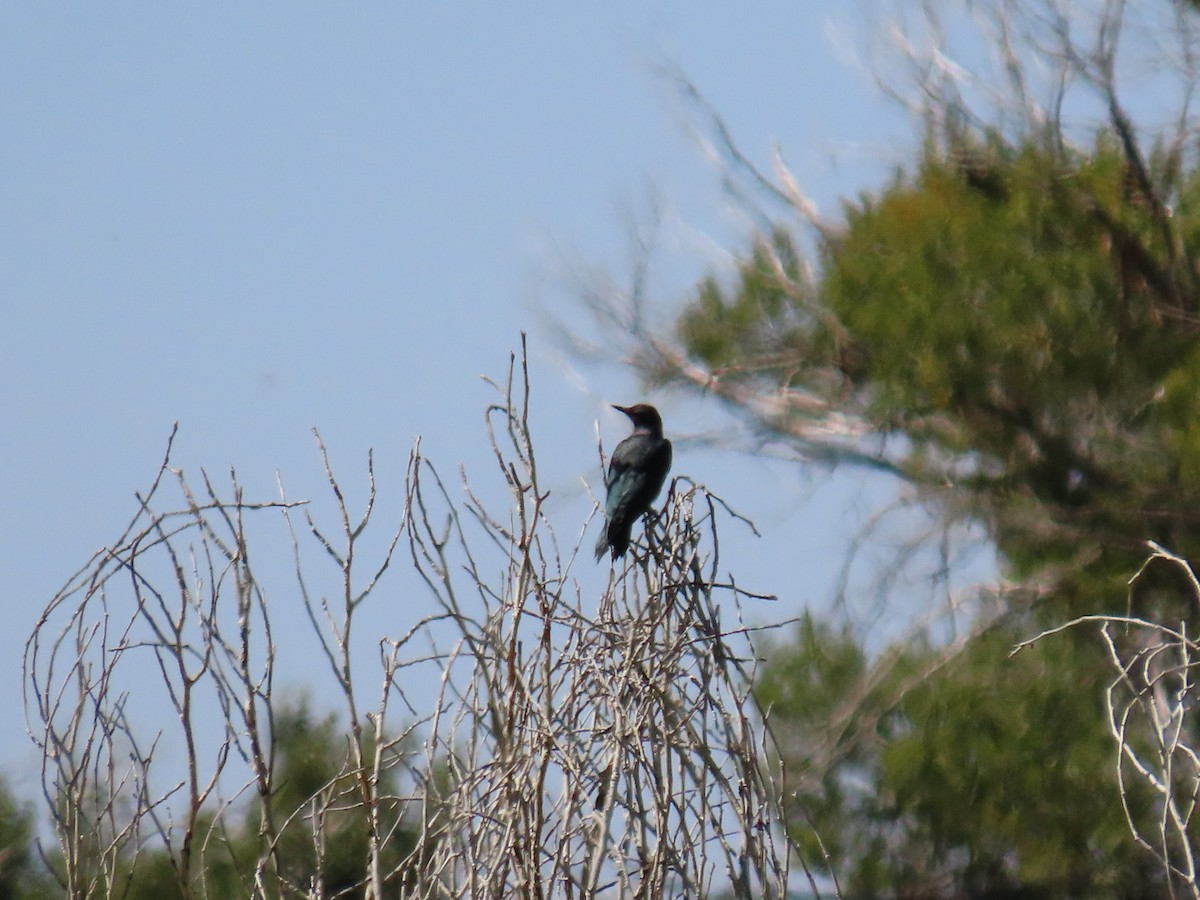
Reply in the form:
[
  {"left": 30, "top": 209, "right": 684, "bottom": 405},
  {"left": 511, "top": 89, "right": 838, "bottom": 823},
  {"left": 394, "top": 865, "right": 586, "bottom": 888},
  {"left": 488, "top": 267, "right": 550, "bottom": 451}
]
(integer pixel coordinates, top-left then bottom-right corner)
[
  {"left": 678, "top": 228, "right": 817, "bottom": 373},
  {"left": 759, "top": 615, "right": 1167, "bottom": 896},
  {"left": 877, "top": 628, "right": 1155, "bottom": 897},
  {"left": 678, "top": 135, "right": 1200, "bottom": 583},
  {"left": 820, "top": 141, "right": 1194, "bottom": 580},
  {"left": 756, "top": 614, "right": 919, "bottom": 879},
  {"left": 251, "top": 696, "right": 419, "bottom": 898},
  {"left": 673, "top": 125, "right": 1200, "bottom": 894},
  {"left": 834, "top": 149, "right": 1150, "bottom": 399},
  {"left": 0, "top": 777, "right": 56, "bottom": 900}
]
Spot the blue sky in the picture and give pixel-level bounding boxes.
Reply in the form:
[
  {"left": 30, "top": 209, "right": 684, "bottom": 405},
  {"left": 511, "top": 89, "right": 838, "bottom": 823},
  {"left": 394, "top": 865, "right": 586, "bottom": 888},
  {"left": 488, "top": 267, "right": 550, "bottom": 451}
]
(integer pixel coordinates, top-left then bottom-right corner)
[{"left": 2, "top": 5, "right": 930, "bottom": 803}]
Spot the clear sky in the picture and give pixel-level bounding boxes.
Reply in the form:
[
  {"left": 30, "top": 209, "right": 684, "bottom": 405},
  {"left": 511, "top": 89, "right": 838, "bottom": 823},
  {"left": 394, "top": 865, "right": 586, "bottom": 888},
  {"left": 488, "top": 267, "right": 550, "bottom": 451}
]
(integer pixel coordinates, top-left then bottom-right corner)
[{"left": 2, "top": 5, "right": 931, "bottom": 805}]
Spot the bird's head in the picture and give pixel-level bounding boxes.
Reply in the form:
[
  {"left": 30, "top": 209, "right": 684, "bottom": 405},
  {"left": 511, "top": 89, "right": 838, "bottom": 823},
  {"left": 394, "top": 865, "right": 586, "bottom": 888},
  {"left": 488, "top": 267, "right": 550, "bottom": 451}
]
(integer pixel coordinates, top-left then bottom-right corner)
[{"left": 613, "top": 403, "right": 664, "bottom": 436}]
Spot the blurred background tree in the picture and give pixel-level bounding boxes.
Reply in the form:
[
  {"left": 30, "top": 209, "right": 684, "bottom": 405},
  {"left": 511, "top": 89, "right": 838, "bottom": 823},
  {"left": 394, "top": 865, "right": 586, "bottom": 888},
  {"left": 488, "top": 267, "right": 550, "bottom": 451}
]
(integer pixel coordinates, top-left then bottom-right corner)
[
  {"left": 29, "top": 696, "right": 421, "bottom": 900},
  {"left": 141, "top": 697, "right": 417, "bottom": 899},
  {"left": 576, "top": 1, "right": 1200, "bottom": 894},
  {"left": 0, "top": 775, "right": 55, "bottom": 899}
]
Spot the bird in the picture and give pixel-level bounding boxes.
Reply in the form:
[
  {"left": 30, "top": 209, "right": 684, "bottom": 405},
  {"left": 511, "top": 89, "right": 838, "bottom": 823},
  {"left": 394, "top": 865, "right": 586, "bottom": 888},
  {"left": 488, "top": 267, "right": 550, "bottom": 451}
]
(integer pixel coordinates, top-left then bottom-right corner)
[{"left": 595, "top": 403, "right": 672, "bottom": 561}]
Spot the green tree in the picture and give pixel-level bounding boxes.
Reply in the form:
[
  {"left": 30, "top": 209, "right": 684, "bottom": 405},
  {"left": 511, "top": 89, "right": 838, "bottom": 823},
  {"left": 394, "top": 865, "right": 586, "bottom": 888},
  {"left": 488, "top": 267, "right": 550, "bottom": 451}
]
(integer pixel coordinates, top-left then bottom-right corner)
[
  {"left": 0, "top": 776, "right": 56, "bottom": 900},
  {"left": 94, "top": 696, "right": 420, "bottom": 900},
  {"left": 613, "top": 3, "right": 1200, "bottom": 895},
  {"left": 241, "top": 696, "right": 419, "bottom": 898}
]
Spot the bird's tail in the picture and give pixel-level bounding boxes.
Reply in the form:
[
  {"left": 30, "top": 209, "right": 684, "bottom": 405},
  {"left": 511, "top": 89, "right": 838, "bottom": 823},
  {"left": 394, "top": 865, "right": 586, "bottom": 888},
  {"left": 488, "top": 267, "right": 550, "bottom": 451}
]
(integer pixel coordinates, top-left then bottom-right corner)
[
  {"left": 595, "top": 521, "right": 631, "bottom": 561},
  {"left": 594, "top": 529, "right": 609, "bottom": 561}
]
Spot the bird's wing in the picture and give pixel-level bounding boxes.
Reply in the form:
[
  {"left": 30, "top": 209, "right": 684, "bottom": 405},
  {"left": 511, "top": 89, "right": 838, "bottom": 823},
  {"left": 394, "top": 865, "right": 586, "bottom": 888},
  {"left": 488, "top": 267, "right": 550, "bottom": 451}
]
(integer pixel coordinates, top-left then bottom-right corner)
[
  {"left": 656, "top": 439, "right": 672, "bottom": 491},
  {"left": 604, "top": 435, "right": 671, "bottom": 520},
  {"left": 605, "top": 467, "right": 643, "bottom": 520}
]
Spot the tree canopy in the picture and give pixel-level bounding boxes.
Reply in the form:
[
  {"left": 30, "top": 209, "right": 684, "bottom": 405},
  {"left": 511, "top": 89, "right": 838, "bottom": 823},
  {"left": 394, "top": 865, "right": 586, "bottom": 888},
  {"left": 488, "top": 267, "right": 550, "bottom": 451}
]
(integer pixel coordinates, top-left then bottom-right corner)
[{"left": 631, "top": 2, "right": 1200, "bottom": 895}]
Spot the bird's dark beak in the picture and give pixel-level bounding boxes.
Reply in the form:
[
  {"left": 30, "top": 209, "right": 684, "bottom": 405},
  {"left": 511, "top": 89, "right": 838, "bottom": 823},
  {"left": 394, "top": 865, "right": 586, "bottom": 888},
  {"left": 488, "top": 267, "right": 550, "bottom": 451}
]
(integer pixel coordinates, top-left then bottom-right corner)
[{"left": 612, "top": 404, "right": 633, "bottom": 419}]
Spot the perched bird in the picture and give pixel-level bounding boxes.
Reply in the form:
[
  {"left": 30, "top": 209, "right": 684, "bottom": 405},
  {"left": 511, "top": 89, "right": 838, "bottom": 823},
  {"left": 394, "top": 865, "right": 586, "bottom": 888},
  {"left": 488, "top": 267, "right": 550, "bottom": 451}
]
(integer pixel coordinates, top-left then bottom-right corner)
[{"left": 595, "top": 403, "right": 673, "bottom": 561}]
